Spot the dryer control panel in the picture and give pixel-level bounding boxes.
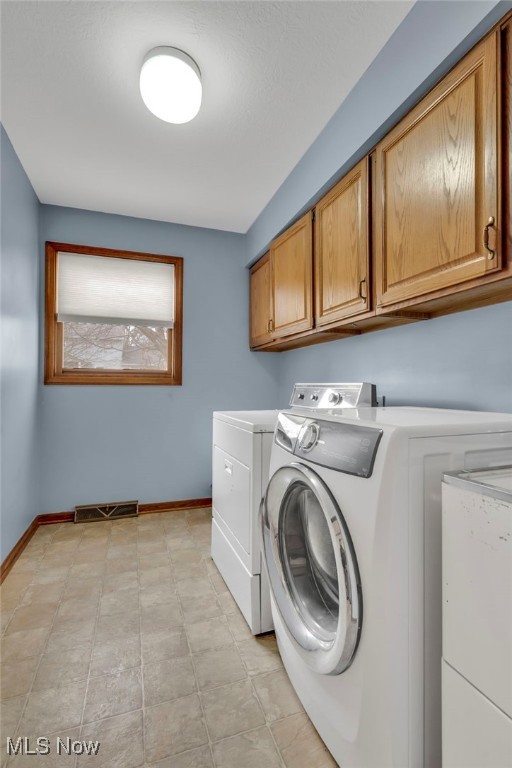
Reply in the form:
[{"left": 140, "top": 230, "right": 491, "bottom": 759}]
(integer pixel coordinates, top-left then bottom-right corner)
[
  {"left": 289, "top": 382, "right": 377, "bottom": 409},
  {"left": 275, "top": 412, "right": 382, "bottom": 478}
]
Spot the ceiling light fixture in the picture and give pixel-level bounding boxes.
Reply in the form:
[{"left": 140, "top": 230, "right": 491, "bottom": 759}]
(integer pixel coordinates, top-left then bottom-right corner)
[{"left": 140, "top": 47, "right": 202, "bottom": 124}]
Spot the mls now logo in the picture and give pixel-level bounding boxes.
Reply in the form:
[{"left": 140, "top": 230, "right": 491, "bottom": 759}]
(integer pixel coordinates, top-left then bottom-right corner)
[{"left": 7, "top": 737, "right": 100, "bottom": 756}]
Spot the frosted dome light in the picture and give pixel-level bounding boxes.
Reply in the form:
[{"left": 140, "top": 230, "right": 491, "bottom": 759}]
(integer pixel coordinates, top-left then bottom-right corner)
[{"left": 140, "top": 47, "right": 202, "bottom": 124}]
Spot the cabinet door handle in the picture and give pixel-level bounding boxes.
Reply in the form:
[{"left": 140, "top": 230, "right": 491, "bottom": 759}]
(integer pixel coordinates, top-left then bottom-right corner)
[
  {"left": 359, "top": 278, "right": 367, "bottom": 300},
  {"left": 483, "top": 216, "right": 495, "bottom": 260},
  {"left": 269, "top": 318, "right": 274, "bottom": 332}
]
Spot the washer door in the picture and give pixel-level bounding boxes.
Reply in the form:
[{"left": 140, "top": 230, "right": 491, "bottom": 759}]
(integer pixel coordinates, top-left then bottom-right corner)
[{"left": 261, "top": 462, "right": 362, "bottom": 675}]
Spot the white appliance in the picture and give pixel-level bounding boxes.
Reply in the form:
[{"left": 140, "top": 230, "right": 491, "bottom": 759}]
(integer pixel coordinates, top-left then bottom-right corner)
[
  {"left": 442, "top": 466, "right": 512, "bottom": 768},
  {"left": 260, "top": 384, "right": 512, "bottom": 768},
  {"left": 211, "top": 410, "right": 278, "bottom": 634}
]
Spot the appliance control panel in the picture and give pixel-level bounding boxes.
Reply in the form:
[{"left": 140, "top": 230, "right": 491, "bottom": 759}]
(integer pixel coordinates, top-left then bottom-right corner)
[
  {"left": 274, "top": 412, "right": 382, "bottom": 477},
  {"left": 290, "top": 383, "right": 377, "bottom": 409}
]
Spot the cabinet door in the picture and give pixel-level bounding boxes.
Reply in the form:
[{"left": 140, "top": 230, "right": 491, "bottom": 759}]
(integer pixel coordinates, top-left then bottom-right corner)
[
  {"left": 271, "top": 212, "right": 313, "bottom": 338},
  {"left": 315, "top": 158, "right": 370, "bottom": 325},
  {"left": 249, "top": 252, "right": 273, "bottom": 348},
  {"left": 375, "top": 33, "right": 500, "bottom": 309},
  {"left": 504, "top": 17, "right": 512, "bottom": 256}
]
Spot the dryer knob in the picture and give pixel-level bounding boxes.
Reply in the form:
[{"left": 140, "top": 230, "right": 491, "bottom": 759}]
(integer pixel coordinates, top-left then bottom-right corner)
[
  {"left": 299, "top": 423, "right": 320, "bottom": 452},
  {"left": 328, "top": 392, "right": 342, "bottom": 405}
]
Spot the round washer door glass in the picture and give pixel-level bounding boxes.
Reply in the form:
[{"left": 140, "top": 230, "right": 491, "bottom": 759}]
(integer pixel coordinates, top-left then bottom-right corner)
[{"left": 261, "top": 462, "right": 362, "bottom": 675}]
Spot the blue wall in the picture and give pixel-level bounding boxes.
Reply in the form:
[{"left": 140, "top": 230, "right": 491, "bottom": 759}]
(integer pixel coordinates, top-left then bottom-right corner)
[
  {"left": 277, "top": 303, "right": 512, "bottom": 413},
  {"left": 39, "top": 206, "right": 280, "bottom": 515},
  {"left": 1, "top": 126, "right": 41, "bottom": 560}
]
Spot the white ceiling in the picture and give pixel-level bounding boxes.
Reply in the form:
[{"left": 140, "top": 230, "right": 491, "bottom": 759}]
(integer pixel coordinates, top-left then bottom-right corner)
[{"left": 1, "top": 1, "right": 413, "bottom": 233}]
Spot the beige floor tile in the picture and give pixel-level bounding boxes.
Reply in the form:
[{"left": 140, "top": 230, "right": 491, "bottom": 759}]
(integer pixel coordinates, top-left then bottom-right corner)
[
  {"left": 141, "top": 628, "right": 189, "bottom": 664},
  {"left": 0, "top": 627, "right": 49, "bottom": 661},
  {"left": 144, "top": 694, "right": 208, "bottom": 763},
  {"left": 0, "top": 604, "right": 17, "bottom": 635},
  {"left": 95, "top": 612, "right": 139, "bottom": 643},
  {"left": 56, "top": 595, "right": 100, "bottom": 620},
  {"left": 225, "top": 612, "right": 253, "bottom": 642},
  {"left": 99, "top": 588, "right": 139, "bottom": 616},
  {"left": 176, "top": 579, "right": 215, "bottom": 601},
  {"left": 139, "top": 566, "right": 174, "bottom": 589},
  {"left": 252, "top": 669, "right": 303, "bottom": 722},
  {"left": 83, "top": 668, "right": 142, "bottom": 723},
  {"left": 172, "top": 560, "right": 209, "bottom": 582},
  {"left": 0, "top": 694, "right": 26, "bottom": 737},
  {"left": 5, "top": 602, "right": 57, "bottom": 634},
  {"left": 138, "top": 553, "right": 171, "bottom": 571},
  {"left": 52, "top": 525, "right": 83, "bottom": 541},
  {"left": 69, "top": 561, "right": 106, "bottom": 578},
  {"left": 137, "top": 540, "right": 167, "bottom": 556},
  {"left": 30, "top": 566, "right": 70, "bottom": 585},
  {"left": 45, "top": 539, "right": 80, "bottom": 555},
  {"left": 212, "top": 726, "right": 281, "bottom": 768},
  {"left": 185, "top": 616, "right": 233, "bottom": 654},
  {"left": 201, "top": 679, "right": 265, "bottom": 741},
  {"left": 51, "top": 612, "right": 96, "bottom": 638},
  {"left": 107, "top": 544, "right": 137, "bottom": 561},
  {"left": 63, "top": 577, "right": 103, "bottom": 600},
  {"left": 102, "top": 572, "right": 138, "bottom": 594},
  {"left": 4, "top": 727, "right": 81, "bottom": 768},
  {"left": 169, "top": 549, "right": 203, "bottom": 566},
  {"left": 180, "top": 595, "right": 221, "bottom": 625},
  {"left": 0, "top": 656, "right": 38, "bottom": 699},
  {"left": 237, "top": 636, "right": 283, "bottom": 676},
  {"left": 19, "top": 681, "right": 87, "bottom": 734},
  {"left": 32, "top": 646, "right": 91, "bottom": 691},
  {"left": 78, "top": 710, "right": 143, "bottom": 768},
  {"left": 147, "top": 744, "right": 213, "bottom": 767},
  {"left": 46, "top": 624, "right": 95, "bottom": 653},
  {"left": 0, "top": 512, "right": 327, "bottom": 768},
  {"left": 20, "top": 582, "right": 65, "bottom": 606},
  {"left": 41, "top": 552, "right": 75, "bottom": 568},
  {"left": 105, "top": 558, "right": 138, "bottom": 575},
  {"left": 166, "top": 538, "right": 198, "bottom": 555},
  {"left": 209, "top": 573, "right": 228, "bottom": 595},
  {"left": 192, "top": 646, "right": 247, "bottom": 691},
  {"left": 90, "top": 636, "right": 141, "bottom": 677},
  {"left": 139, "top": 583, "right": 177, "bottom": 609},
  {"left": 143, "top": 656, "right": 196, "bottom": 707},
  {"left": 10, "top": 556, "right": 42, "bottom": 575},
  {"left": 162, "top": 518, "right": 189, "bottom": 533},
  {"left": 73, "top": 548, "right": 108, "bottom": 565},
  {"left": 140, "top": 600, "right": 183, "bottom": 634},
  {"left": 216, "top": 591, "right": 240, "bottom": 616},
  {"left": 271, "top": 712, "right": 337, "bottom": 768}
]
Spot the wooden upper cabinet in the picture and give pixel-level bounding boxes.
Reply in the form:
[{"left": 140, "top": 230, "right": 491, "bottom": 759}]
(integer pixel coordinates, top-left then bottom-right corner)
[
  {"left": 270, "top": 211, "right": 313, "bottom": 338},
  {"left": 249, "top": 252, "right": 273, "bottom": 348},
  {"left": 504, "top": 16, "right": 512, "bottom": 256},
  {"left": 375, "top": 32, "right": 501, "bottom": 309},
  {"left": 315, "top": 157, "right": 370, "bottom": 325}
]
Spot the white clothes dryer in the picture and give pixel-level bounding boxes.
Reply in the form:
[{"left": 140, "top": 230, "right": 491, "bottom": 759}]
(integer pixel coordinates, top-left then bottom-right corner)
[{"left": 260, "top": 385, "right": 512, "bottom": 768}]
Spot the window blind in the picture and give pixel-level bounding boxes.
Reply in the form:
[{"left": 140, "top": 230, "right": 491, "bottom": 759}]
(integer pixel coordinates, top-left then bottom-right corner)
[{"left": 57, "top": 252, "right": 175, "bottom": 327}]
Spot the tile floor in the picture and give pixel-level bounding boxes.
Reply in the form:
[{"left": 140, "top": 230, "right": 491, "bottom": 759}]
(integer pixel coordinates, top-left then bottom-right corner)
[{"left": 0, "top": 509, "right": 337, "bottom": 767}]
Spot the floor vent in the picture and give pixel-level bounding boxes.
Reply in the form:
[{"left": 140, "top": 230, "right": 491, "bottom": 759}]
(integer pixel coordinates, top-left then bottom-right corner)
[{"left": 74, "top": 500, "right": 139, "bottom": 523}]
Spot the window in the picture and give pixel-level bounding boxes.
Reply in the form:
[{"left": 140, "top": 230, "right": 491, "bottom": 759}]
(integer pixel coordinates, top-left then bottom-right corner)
[{"left": 44, "top": 242, "right": 183, "bottom": 385}]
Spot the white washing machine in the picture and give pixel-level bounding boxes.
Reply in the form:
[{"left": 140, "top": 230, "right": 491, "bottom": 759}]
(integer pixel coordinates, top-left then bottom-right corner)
[
  {"left": 260, "top": 384, "right": 512, "bottom": 768},
  {"left": 211, "top": 410, "right": 278, "bottom": 634}
]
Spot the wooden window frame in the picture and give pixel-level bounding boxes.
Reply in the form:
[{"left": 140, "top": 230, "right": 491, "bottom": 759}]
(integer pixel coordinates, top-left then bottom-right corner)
[{"left": 44, "top": 241, "right": 183, "bottom": 385}]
